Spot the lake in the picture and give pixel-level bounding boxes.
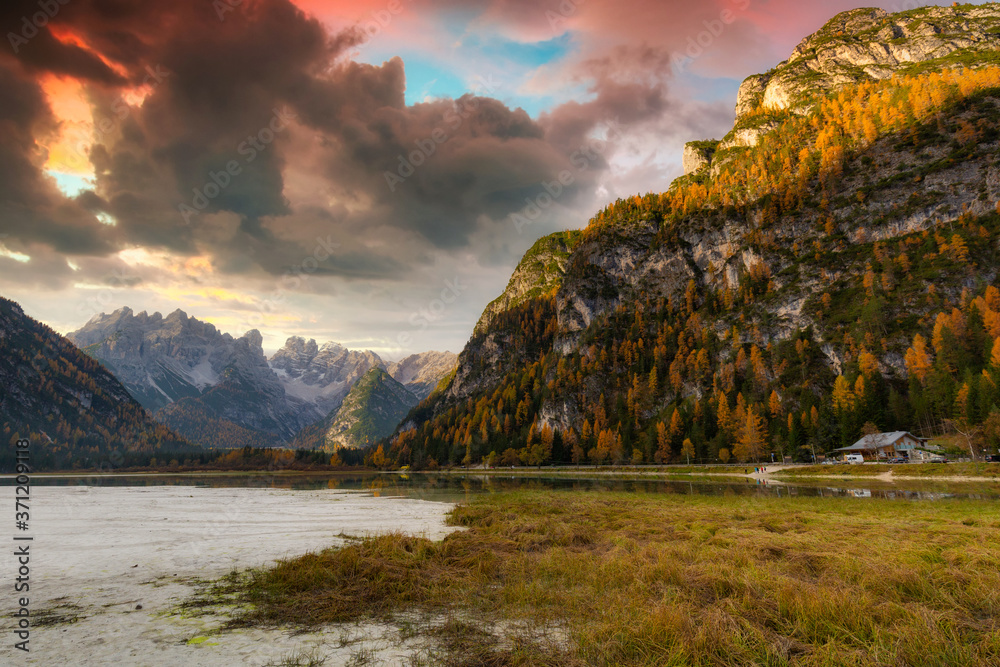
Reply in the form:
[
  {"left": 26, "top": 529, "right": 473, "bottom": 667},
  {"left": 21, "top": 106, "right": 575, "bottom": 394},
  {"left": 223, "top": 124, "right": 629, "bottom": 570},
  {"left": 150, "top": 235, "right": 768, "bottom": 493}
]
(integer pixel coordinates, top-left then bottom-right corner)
[{"left": 10, "top": 469, "right": 1000, "bottom": 501}]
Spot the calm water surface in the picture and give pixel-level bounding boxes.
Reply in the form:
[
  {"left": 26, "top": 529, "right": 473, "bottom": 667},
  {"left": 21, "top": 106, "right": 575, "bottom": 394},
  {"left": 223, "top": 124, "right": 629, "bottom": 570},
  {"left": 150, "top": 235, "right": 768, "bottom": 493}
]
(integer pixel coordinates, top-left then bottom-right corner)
[{"left": 6, "top": 471, "right": 999, "bottom": 502}]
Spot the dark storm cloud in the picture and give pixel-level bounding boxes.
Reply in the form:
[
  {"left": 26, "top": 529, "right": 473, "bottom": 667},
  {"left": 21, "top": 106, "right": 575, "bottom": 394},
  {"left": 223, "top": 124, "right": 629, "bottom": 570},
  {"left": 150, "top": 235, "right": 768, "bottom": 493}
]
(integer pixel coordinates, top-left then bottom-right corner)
[
  {"left": 1, "top": 0, "right": 353, "bottom": 274},
  {"left": 0, "top": 0, "right": 127, "bottom": 84},
  {"left": 310, "top": 92, "right": 586, "bottom": 249},
  {"left": 0, "top": 0, "right": 671, "bottom": 288},
  {"left": 0, "top": 60, "right": 113, "bottom": 255}
]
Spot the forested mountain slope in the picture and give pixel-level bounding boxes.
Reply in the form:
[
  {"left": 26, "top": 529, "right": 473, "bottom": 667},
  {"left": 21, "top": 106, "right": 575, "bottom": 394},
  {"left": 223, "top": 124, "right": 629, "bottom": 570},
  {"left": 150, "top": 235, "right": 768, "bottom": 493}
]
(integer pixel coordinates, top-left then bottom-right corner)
[
  {"left": 387, "top": 4, "right": 1000, "bottom": 468},
  {"left": 0, "top": 297, "right": 192, "bottom": 471},
  {"left": 293, "top": 368, "right": 418, "bottom": 451}
]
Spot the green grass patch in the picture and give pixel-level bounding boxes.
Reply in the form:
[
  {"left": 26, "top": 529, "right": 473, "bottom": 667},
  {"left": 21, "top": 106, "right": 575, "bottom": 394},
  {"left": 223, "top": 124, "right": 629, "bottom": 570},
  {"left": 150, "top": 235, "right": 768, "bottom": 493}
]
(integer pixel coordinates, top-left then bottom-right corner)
[
  {"left": 200, "top": 491, "right": 1000, "bottom": 666},
  {"left": 889, "top": 462, "right": 1000, "bottom": 479},
  {"left": 776, "top": 463, "right": 1000, "bottom": 479},
  {"left": 186, "top": 636, "right": 219, "bottom": 646}
]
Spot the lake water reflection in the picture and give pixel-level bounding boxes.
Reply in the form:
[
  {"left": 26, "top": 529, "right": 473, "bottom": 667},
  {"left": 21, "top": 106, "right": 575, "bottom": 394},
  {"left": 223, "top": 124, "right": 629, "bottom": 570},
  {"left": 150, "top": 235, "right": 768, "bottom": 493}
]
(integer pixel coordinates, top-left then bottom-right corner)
[{"left": 10, "top": 471, "right": 1000, "bottom": 502}]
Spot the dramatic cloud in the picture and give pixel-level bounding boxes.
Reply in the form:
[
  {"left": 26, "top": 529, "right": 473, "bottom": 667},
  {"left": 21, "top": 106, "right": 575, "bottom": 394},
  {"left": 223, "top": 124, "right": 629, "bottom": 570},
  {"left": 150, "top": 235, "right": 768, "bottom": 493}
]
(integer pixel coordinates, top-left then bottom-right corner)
[{"left": 0, "top": 0, "right": 968, "bottom": 354}]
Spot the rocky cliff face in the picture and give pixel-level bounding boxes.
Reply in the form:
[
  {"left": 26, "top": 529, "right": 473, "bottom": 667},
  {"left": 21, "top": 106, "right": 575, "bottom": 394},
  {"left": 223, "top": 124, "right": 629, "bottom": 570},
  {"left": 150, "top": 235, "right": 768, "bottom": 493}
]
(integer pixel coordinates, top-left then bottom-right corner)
[
  {"left": 270, "top": 337, "right": 455, "bottom": 407},
  {"left": 438, "top": 235, "right": 581, "bottom": 408},
  {"left": 473, "top": 231, "right": 581, "bottom": 336},
  {"left": 69, "top": 308, "right": 239, "bottom": 411},
  {"left": 437, "top": 231, "right": 579, "bottom": 406},
  {"left": 70, "top": 309, "right": 318, "bottom": 445},
  {"left": 716, "top": 5, "right": 1000, "bottom": 165},
  {"left": 386, "top": 3, "right": 1000, "bottom": 465},
  {"left": 538, "top": 124, "right": 1000, "bottom": 427},
  {"left": 270, "top": 336, "right": 384, "bottom": 419},
  {"left": 682, "top": 141, "right": 718, "bottom": 175},
  {"left": 1, "top": 297, "right": 190, "bottom": 469},
  {"left": 69, "top": 308, "right": 456, "bottom": 446},
  {"left": 169, "top": 331, "right": 307, "bottom": 442},
  {"left": 386, "top": 351, "right": 458, "bottom": 399},
  {"left": 733, "top": 6, "right": 1000, "bottom": 121},
  {"left": 564, "top": 137, "right": 1000, "bottom": 351}
]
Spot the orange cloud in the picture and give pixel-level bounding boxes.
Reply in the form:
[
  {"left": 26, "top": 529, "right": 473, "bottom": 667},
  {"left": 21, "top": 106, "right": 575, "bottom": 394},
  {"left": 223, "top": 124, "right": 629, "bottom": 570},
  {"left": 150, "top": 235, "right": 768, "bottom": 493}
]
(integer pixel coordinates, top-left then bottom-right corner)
[{"left": 39, "top": 74, "right": 94, "bottom": 175}]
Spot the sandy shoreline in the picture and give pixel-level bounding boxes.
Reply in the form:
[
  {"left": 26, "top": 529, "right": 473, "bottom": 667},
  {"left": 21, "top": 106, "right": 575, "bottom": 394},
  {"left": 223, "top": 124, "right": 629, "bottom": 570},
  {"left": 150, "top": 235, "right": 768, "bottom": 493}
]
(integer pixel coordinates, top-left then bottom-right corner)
[{"left": 0, "top": 485, "right": 457, "bottom": 666}]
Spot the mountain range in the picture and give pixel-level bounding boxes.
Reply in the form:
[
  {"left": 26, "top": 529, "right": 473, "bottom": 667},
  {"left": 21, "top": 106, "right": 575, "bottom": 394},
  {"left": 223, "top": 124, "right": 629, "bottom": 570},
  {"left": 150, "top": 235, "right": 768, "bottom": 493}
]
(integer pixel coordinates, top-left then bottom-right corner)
[
  {"left": 10, "top": 4, "right": 1000, "bottom": 469},
  {"left": 0, "top": 297, "right": 192, "bottom": 471},
  {"left": 67, "top": 307, "right": 456, "bottom": 448},
  {"left": 386, "top": 4, "right": 1000, "bottom": 467},
  {"left": 292, "top": 367, "right": 419, "bottom": 451}
]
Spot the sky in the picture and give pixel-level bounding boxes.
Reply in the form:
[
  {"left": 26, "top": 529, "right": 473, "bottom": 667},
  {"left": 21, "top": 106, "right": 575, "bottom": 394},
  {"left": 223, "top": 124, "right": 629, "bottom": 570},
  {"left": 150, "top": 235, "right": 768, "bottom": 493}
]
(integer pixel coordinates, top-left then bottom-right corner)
[{"left": 0, "top": 0, "right": 970, "bottom": 357}]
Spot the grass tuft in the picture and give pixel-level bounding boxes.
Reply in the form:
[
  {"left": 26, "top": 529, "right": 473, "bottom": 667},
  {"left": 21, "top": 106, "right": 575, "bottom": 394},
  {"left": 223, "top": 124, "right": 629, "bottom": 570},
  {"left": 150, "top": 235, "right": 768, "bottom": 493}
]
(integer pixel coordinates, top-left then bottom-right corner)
[
  {"left": 262, "top": 650, "right": 326, "bottom": 667},
  {"left": 197, "top": 491, "right": 1000, "bottom": 665}
]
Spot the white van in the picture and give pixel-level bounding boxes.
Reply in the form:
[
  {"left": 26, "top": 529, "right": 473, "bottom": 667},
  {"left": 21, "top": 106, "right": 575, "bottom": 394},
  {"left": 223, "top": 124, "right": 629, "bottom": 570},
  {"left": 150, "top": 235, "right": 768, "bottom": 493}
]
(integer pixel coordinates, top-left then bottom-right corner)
[{"left": 843, "top": 454, "right": 865, "bottom": 464}]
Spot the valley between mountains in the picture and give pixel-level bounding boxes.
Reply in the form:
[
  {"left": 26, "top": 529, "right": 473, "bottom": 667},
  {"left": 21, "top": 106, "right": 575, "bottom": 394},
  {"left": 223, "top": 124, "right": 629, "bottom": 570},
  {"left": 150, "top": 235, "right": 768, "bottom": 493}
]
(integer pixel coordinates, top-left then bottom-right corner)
[
  {"left": 62, "top": 307, "right": 456, "bottom": 451},
  {"left": 7, "top": 5, "right": 1000, "bottom": 474},
  {"left": 7, "top": 3, "right": 1000, "bottom": 666}
]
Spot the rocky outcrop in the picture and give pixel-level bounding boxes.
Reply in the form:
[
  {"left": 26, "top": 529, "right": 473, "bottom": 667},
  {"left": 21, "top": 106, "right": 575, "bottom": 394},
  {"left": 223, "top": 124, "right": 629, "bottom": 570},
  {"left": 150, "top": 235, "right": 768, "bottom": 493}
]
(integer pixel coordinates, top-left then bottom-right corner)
[
  {"left": 69, "top": 310, "right": 354, "bottom": 443},
  {"left": 556, "top": 225, "right": 699, "bottom": 347},
  {"left": 735, "top": 5, "right": 1000, "bottom": 123},
  {"left": 270, "top": 336, "right": 383, "bottom": 418},
  {"left": 69, "top": 308, "right": 262, "bottom": 412},
  {"left": 69, "top": 309, "right": 457, "bottom": 446},
  {"left": 734, "top": 73, "right": 770, "bottom": 118},
  {"left": 696, "top": 4, "right": 1000, "bottom": 178},
  {"left": 682, "top": 141, "right": 717, "bottom": 175},
  {"left": 270, "top": 338, "right": 455, "bottom": 409},
  {"left": 473, "top": 231, "right": 581, "bottom": 335},
  {"left": 386, "top": 351, "right": 457, "bottom": 399},
  {"left": 715, "top": 123, "right": 780, "bottom": 154},
  {"left": 442, "top": 233, "right": 583, "bottom": 406}
]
